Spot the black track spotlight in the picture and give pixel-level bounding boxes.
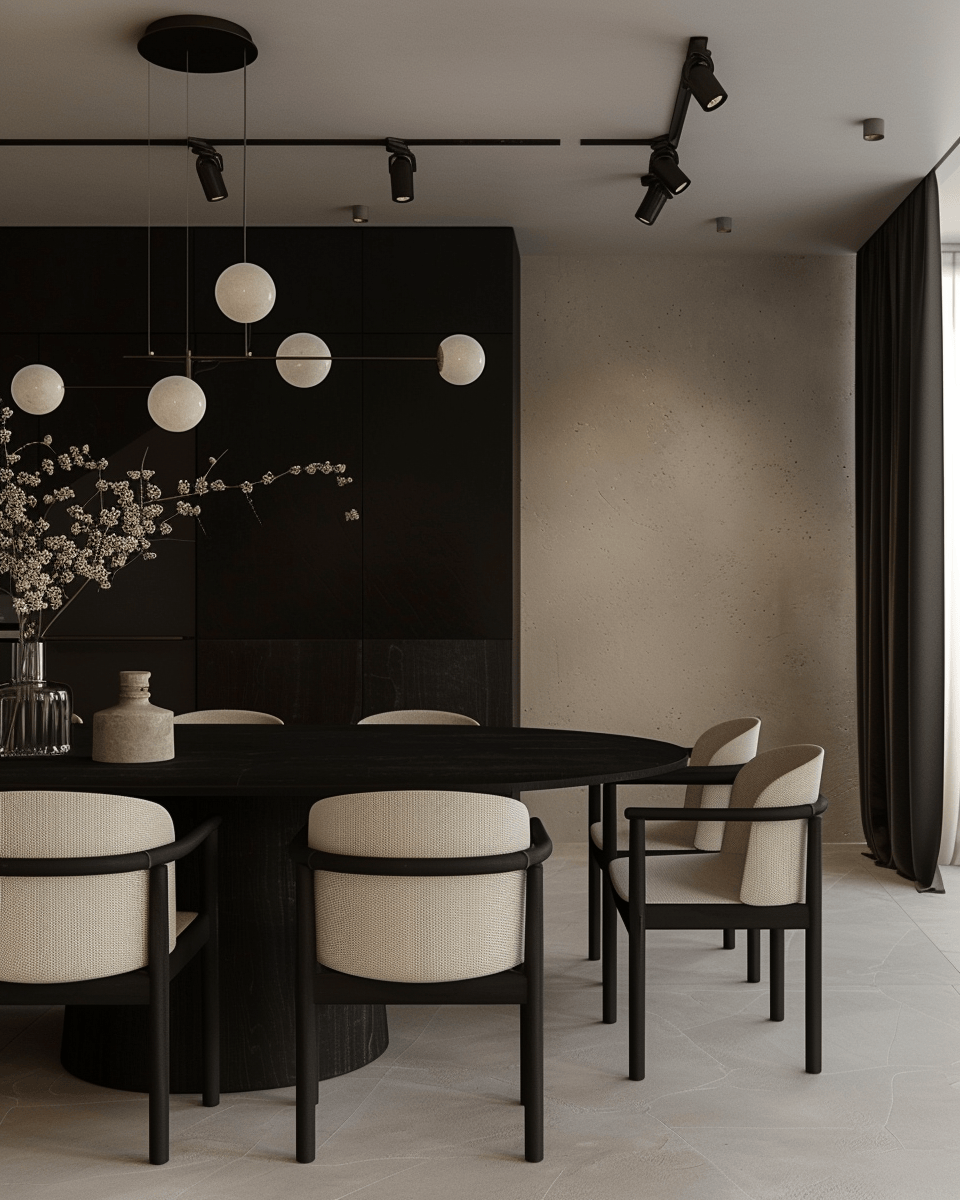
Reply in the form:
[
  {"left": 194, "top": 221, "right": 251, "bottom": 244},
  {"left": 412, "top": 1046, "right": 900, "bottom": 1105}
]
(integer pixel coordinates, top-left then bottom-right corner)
[
  {"left": 188, "top": 138, "right": 227, "bottom": 202},
  {"left": 648, "top": 138, "right": 690, "bottom": 197},
  {"left": 386, "top": 137, "right": 417, "bottom": 203},
  {"left": 682, "top": 43, "right": 727, "bottom": 112},
  {"left": 635, "top": 176, "right": 670, "bottom": 226}
]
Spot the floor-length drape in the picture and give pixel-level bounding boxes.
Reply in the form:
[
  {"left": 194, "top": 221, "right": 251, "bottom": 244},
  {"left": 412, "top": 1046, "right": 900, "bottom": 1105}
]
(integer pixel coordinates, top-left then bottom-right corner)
[
  {"left": 941, "top": 249, "right": 960, "bottom": 865},
  {"left": 856, "top": 172, "right": 944, "bottom": 890}
]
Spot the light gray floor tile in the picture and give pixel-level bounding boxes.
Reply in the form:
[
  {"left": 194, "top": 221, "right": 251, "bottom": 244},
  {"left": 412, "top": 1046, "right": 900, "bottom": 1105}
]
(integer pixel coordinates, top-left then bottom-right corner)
[{"left": 2, "top": 841, "right": 958, "bottom": 1199}]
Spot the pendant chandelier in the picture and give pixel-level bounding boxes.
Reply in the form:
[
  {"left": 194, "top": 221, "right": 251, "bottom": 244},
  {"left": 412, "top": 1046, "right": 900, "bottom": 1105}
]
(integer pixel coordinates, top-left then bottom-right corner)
[{"left": 9, "top": 15, "right": 486, "bottom": 432}]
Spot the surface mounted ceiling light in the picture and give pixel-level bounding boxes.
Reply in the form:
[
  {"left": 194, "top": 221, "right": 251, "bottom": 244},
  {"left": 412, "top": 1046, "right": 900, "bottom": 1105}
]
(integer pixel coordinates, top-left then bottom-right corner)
[
  {"left": 352, "top": 205, "right": 369, "bottom": 223},
  {"left": 276, "top": 333, "right": 332, "bottom": 387},
  {"left": 862, "top": 118, "right": 885, "bottom": 142},
  {"left": 682, "top": 44, "right": 727, "bottom": 111},
  {"left": 635, "top": 178, "right": 669, "bottom": 226},
  {"left": 437, "top": 334, "right": 485, "bottom": 385},
  {"left": 716, "top": 216, "right": 732, "bottom": 233},
  {"left": 648, "top": 140, "right": 690, "bottom": 197},
  {"left": 188, "top": 138, "right": 227, "bottom": 201},
  {"left": 386, "top": 138, "right": 416, "bottom": 203},
  {"left": 10, "top": 365, "right": 65, "bottom": 415},
  {"left": 147, "top": 375, "right": 207, "bottom": 432},
  {"left": 215, "top": 262, "right": 276, "bottom": 324}
]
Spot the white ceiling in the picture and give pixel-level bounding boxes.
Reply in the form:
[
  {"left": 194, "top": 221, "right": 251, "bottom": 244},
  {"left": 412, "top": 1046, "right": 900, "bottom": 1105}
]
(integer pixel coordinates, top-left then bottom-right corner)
[{"left": 3, "top": 0, "right": 960, "bottom": 255}]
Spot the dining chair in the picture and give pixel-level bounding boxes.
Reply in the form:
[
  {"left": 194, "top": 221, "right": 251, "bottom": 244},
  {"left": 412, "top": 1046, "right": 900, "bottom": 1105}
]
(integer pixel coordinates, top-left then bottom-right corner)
[
  {"left": 173, "top": 709, "right": 284, "bottom": 724},
  {"left": 606, "top": 744, "right": 826, "bottom": 1080},
  {"left": 357, "top": 709, "right": 480, "bottom": 725},
  {"left": 589, "top": 717, "right": 761, "bottom": 1019},
  {"left": 289, "top": 789, "right": 552, "bottom": 1163},
  {"left": 0, "top": 791, "right": 220, "bottom": 1164}
]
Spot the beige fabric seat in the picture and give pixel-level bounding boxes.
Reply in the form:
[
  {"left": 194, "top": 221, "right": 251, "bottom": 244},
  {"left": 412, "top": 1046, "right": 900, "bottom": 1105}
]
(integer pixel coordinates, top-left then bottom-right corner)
[
  {"left": 591, "top": 717, "right": 761, "bottom": 853},
  {"left": 607, "top": 745, "right": 826, "bottom": 1080},
  {"left": 174, "top": 709, "right": 283, "bottom": 724},
  {"left": 0, "top": 791, "right": 220, "bottom": 1165},
  {"left": 358, "top": 709, "right": 479, "bottom": 726},
  {"left": 293, "top": 790, "right": 551, "bottom": 1163}
]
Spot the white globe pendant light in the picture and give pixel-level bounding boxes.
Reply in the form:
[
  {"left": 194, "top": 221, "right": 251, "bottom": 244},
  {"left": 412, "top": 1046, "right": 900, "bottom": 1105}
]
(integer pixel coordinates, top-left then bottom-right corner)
[
  {"left": 147, "top": 375, "right": 207, "bottom": 432},
  {"left": 215, "top": 262, "right": 276, "bottom": 324},
  {"left": 437, "top": 334, "right": 485, "bottom": 385},
  {"left": 11, "top": 364, "right": 65, "bottom": 414},
  {"left": 276, "top": 333, "right": 332, "bottom": 388}
]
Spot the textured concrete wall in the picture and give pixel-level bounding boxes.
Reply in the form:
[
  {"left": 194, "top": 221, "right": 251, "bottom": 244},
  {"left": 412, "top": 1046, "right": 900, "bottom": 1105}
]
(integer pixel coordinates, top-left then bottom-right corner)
[{"left": 519, "top": 254, "right": 860, "bottom": 843}]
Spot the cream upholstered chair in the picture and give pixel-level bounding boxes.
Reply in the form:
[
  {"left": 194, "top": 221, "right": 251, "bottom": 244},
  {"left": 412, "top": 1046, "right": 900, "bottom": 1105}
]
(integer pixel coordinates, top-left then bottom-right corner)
[
  {"left": 357, "top": 709, "right": 479, "bottom": 725},
  {"left": 607, "top": 745, "right": 826, "bottom": 1080},
  {"left": 0, "top": 791, "right": 220, "bottom": 1164},
  {"left": 290, "top": 790, "right": 552, "bottom": 1163},
  {"left": 588, "top": 718, "right": 761, "bottom": 1016},
  {"left": 174, "top": 709, "right": 283, "bottom": 724}
]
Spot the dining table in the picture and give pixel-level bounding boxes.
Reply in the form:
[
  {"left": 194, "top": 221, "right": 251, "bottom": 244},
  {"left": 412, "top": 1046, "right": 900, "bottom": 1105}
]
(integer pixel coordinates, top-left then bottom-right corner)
[{"left": 0, "top": 722, "right": 688, "bottom": 1093}]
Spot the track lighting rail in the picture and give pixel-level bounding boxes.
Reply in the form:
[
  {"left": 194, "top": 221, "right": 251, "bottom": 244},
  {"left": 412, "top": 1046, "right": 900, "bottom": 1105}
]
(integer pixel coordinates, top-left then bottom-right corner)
[{"left": 0, "top": 138, "right": 560, "bottom": 147}]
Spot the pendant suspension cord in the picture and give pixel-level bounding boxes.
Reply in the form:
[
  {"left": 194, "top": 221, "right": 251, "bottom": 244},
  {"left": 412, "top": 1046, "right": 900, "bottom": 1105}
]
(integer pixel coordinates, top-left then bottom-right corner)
[
  {"left": 243, "top": 58, "right": 250, "bottom": 356},
  {"left": 185, "top": 50, "right": 190, "bottom": 375},
  {"left": 146, "top": 61, "right": 152, "bottom": 357}
]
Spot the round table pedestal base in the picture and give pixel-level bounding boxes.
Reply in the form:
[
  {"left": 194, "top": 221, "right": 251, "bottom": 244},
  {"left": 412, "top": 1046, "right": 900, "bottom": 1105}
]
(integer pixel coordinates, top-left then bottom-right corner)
[{"left": 59, "top": 794, "right": 389, "bottom": 1093}]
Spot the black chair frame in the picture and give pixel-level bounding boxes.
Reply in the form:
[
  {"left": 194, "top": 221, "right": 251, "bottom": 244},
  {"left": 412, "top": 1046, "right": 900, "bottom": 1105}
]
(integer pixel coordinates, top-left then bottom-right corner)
[
  {"left": 588, "top": 764, "right": 749, "bottom": 1023},
  {"left": 0, "top": 816, "right": 221, "bottom": 1165},
  {"left": 613, "top": 796, "right": 827, "bottom": 1081},
  {"left": 290, "top": 817, "right": 553, "bottom": 1164}
]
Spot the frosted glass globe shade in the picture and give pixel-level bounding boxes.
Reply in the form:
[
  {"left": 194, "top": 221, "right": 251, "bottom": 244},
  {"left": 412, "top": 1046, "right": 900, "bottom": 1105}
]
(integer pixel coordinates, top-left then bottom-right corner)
[
  {"left": 437, "top": 334, "right": 485, "bottom": 386},
  {"left": 11, "top": 364, "right": 65, "bottom": 415},
  {"left": 215, "top": 262, "right": 276, "bottom": 324},
  {"left": 147, "top": 376, "right": 206, "bottom": 433},
  {"left": 276, "top": 333, "right": 332, "bottom": 388}
]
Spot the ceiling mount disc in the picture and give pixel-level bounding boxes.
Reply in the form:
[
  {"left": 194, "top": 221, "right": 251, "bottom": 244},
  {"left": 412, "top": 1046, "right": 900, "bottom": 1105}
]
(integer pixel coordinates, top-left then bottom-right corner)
[{"left": 137, "top": 15, "right": 257, "bottom": 73}]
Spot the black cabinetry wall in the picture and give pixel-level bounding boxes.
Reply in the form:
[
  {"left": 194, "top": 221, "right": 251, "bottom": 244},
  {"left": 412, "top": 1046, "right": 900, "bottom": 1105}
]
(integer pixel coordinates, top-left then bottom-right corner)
[{"left": 0, "top": 226, "right": 519, "bottom": 726}]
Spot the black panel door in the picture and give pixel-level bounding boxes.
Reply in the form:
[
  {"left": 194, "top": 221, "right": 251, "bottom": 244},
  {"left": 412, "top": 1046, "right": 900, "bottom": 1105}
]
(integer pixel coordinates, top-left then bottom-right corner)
[
  {"left": 361, "top": 332, "right": 513, "bottom": 639},
  {"left": 194, "top": 333, "right": 362, "bottom": 639},
  {"left": 0, "top": 227, "right": 186, "bottom": 334},
  {"left": 362, "top": 228, "right": 515, "bottom": 334}
]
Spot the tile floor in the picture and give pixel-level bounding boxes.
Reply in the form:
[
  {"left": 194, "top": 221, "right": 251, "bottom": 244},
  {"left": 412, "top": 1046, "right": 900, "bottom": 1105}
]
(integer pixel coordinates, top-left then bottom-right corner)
[{"left": 2, "top": 843, "right": 960, "bottom": 1199}]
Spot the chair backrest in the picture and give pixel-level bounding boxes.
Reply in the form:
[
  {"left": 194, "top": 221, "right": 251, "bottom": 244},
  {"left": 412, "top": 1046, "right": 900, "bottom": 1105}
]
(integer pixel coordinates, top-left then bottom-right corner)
[
  {"left": 683, "top": 717, "right": 762, "bottom": 852},
  {"left": 715, "top": 745, "right": 824, "bottom": 905},
  {"left": 173, "top": 709, "right": 284, "bottom": 724},
  {"left": 309, "top": 790, "right": 529, "bottom": 983},
  {"left": 0, "top": 791, "right": 177, "bottom": 984},
  {"left": 357, "top": 709, "right": 480, "bottom": 726}
]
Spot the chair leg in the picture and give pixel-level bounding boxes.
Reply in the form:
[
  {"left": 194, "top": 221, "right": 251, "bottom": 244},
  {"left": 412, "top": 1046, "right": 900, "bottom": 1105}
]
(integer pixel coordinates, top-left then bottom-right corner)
[
  {"left": 588, "top": 785, "right": 602, "bottom": 961},
  {"left": 296, "top": 863, "right": 318, "bottom": 1163},
  {"left": 602, "top": 870, "right": 618, "bottom": 1023},
  {"left": 523, "top": 861, "right": 545, "bottom": 1163},
  {"left": 201, "top": 943, "right": 220, "bottom": 1107},
  {"left": 747, "top": 927, "right": 761, "bottom": 983},
  {"left": 519, "top": 1005, "right": 528, "bottom": 1108},
  {"left": 148, "top": 979, "right": 170, "bottom": 1165},
  {"left": 628, "top": 900, "right": 645, "bottom": 1081},
  {"left": 723, "top": 929, "right": 736, "bottom": 950},
  {"left": 588, "top": 852, "right": 602, "bottom": 962},
  {"left": 770, "top": 929, "right": 784, "bottom": 1021},
  {"left": 805, "top": 911, "right": 822, "bottom": 1073}
]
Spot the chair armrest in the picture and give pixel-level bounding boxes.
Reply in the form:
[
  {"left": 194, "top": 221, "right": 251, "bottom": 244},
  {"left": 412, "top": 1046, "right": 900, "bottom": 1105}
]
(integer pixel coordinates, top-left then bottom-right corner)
[
  {"left": 617, "top": 763, "right": 744, "bottom": 787},
  {"left": 624, "top": 794, "right": 828, "bottom": 822},
  {"left": 0, "top": 815, "right": 222, "bottom": 877}
]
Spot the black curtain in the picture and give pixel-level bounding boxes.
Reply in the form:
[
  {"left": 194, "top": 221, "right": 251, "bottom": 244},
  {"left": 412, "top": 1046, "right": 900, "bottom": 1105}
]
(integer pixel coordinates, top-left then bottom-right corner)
[{"left": 856, "top": 172, "right": 944, "bottom": 889}]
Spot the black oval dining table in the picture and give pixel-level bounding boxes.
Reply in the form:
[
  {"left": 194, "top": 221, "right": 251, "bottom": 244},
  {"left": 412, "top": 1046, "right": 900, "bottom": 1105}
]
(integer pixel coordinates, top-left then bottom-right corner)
[{"left": 0, "top": 723, "right": 687, "bottom": 1093}]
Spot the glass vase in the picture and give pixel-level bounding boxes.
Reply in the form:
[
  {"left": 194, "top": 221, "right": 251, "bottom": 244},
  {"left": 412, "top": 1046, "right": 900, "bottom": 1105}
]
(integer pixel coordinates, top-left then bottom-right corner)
[{"left": 0, "top": 640, "right": 72, "bottom": 757}]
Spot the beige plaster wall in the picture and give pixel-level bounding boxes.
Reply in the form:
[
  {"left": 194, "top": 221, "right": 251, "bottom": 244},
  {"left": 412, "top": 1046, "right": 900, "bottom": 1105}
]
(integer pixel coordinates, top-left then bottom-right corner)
[{"left": 519, "top": 254, "right": 860, "bottom": 843}]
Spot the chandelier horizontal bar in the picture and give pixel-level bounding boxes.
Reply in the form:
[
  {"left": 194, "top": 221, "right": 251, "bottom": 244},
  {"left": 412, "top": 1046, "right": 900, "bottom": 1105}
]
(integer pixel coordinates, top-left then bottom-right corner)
[
  {"left": 1, "top": 138, "right": 561, "bottom": 147},
  {"left": 580, "top": 139, "right": 658, "bottom": 145},
  {"left": 123, "top": 355, "right": 439, "bottom": 362}
]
